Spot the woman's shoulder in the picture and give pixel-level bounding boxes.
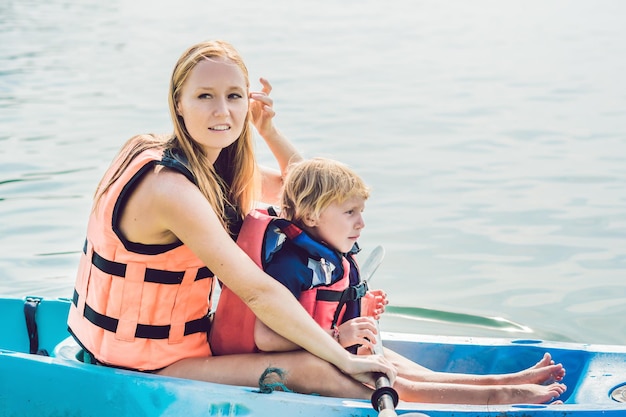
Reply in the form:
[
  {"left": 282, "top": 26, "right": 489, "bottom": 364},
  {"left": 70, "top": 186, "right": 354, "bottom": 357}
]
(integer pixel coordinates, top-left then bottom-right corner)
[
  {"left": 159, "top": 148, "right": 195, "bottom": 184},
  {"left": 121, "top": 133, "right": 170, "bottom": 150}
]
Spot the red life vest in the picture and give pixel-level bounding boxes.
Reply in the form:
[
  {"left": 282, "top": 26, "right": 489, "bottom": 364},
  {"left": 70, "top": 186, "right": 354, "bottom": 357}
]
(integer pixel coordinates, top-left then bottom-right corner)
[
  {"left": 67, "top": 148, "right": 215, "bottom": 371},
  {"left": 210, "top": 208, "right": 365, "bottom": 355}
]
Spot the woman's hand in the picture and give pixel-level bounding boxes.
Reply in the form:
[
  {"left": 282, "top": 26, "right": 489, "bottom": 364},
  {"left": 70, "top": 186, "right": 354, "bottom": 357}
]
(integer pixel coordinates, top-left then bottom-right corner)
[
  {"left": 249, "top": 77, "right": 302, "bottom": 204},
  {"left": 337, "top": 317, "right": 379, "bottom": 351},
  {"left": 361, "top": 289, "right": 388, "bottom": 320},
  {"left": 249, "top": 77, "right": 276, "bottom": 139},
  {"left": 337, "top": 352, "right": 397, "bottom": 387}
]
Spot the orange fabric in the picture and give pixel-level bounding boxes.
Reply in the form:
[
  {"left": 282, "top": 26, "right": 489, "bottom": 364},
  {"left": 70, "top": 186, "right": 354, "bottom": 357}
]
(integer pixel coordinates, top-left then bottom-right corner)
[
  {"left": 298, "top": 256, "right": 350, "bottom": 329},
  {"left": 209, "top": 209, "right": 268, "bottom": 355},
  {"left": 68, "top": 148, "right": 214, "bottom": 371}
]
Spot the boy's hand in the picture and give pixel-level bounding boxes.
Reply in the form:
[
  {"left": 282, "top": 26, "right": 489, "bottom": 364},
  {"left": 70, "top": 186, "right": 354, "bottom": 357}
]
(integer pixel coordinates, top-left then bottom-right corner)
[
  {"left": 337, "top": 317, "right": 379, "bottom": 351},
  {"left": 361, "top": 289, "right": 388, "bottom": 320}
]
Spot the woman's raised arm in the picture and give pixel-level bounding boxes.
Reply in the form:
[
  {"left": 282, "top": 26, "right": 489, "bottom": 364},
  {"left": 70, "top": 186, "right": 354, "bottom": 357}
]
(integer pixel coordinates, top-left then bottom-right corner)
[{"left": 250, "top": 78, "right": 303, "bottom": 204}]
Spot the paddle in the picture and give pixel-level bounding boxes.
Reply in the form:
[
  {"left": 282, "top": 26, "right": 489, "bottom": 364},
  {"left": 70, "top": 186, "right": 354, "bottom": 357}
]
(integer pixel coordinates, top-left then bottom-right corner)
[
  {"left": 360, "top": 245, "right": 399, "bottom": 417},
  {"left": 361, "top": 246, "right": 431, "bottom": 417}
]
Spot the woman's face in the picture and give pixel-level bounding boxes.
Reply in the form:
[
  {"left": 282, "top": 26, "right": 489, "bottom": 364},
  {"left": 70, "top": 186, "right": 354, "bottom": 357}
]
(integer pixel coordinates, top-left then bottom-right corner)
[{"left": 176, "top": 57, "right": 249, "bottom": 162}]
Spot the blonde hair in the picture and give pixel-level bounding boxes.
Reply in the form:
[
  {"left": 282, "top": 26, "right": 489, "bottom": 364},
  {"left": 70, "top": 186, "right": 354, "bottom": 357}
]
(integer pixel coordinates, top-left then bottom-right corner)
[
  {"left": 281, "top": 158, "right": 370, "bottom": 224},
  {"left": 96, "top": 40, "right": 258, "bottom": 228}
]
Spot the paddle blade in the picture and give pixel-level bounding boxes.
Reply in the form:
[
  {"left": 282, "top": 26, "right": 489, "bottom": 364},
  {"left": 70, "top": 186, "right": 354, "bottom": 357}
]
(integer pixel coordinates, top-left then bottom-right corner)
[{"left": 361, "top": 245, "right": 385, "bottom": 282}]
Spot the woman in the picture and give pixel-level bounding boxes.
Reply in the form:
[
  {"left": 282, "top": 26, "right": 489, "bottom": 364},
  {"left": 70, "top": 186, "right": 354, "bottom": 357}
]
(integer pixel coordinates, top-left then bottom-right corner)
[{"left": 67, "top": 40, "right": 395, "bottom": 398}]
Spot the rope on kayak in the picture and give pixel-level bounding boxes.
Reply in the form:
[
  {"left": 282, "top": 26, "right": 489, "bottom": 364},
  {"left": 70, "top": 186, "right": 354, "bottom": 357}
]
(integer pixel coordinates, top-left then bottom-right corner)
[{"left": 257, "top": 367, "right": 293, "bottom": 394}]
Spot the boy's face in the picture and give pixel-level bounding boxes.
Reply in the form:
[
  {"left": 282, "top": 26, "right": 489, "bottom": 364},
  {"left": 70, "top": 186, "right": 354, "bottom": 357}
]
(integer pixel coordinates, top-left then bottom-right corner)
[{"left": 303, "top": 196, "right": 366, "bottom": 253}]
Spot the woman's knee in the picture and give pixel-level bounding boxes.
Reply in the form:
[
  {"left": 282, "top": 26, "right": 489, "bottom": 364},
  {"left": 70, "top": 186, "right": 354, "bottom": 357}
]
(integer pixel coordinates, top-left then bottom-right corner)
[{"left": 277, "top": 352, "right": 370, "bottom": 398}]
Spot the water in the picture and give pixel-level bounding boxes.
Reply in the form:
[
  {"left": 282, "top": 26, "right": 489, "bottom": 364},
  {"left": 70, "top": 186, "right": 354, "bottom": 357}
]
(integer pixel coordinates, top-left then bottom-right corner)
[{"left": 1, "top": 0, "right": 625, "bottom": 346}]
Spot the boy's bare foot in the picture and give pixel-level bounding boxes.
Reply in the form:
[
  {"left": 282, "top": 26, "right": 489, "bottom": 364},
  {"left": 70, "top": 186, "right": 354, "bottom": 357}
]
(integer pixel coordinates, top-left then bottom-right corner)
[
  {"left": 505, "top": 353, "right": 566, "bottom": 385},
  {"left": 504, "top": 381, "right": 567, "bottom": 405}
]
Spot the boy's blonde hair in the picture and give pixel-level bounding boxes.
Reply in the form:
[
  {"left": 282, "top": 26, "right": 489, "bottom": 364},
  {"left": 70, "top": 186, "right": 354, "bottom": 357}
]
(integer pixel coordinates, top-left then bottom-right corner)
[{"left": 281, "top": 158, "right": 370, "bottom": 224}]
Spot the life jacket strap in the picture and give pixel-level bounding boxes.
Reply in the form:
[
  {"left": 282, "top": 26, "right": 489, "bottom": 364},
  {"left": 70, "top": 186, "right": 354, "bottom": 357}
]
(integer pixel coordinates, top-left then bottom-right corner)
[
  {"left": 316, "top": 281, "right": 369, "bottom": 302},
  {"left": 71, "top": 290, "right": 211, "bottom": 340},
  {"left": 325, "top": 281, "right": 369, "bottom": 330},
  {"left": 85, "top": 243, "right": 213, "bottom": 284}
]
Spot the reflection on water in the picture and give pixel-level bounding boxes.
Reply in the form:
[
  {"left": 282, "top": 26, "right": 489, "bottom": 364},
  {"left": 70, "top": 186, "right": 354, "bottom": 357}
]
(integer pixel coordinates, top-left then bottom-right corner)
[{"left": 1, "top": 0, "right": 625, "bottom": 345}]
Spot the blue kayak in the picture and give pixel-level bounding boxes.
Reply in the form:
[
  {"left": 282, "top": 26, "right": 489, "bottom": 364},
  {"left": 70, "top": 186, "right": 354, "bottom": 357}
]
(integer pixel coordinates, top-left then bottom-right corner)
[{"left": 2, "top": 295, "right": 626, "bottom": 417}]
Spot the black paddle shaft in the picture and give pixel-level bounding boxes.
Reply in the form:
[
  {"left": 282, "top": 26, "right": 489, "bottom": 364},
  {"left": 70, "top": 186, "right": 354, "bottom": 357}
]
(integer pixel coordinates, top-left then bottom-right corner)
[
  {"left": 364, "top": 246, "right": 429, "bottom": 417},
  {"left": 362, "top": 246, "right": 400, "bottom": 416},
  {"left": 371, "top": 372, "right": 399, "bottom": 412}
]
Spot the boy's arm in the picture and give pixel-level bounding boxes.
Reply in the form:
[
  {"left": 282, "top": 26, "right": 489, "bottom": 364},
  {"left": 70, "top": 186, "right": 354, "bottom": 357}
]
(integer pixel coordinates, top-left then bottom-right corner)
[
  {"left": 254, "top": 317, "right": 302, "bottom": 352},
  {"left": 254, "top": 250, "right": 313, "bottom": 353},
  {"left": 255, "top": 249, "right": 336, "bottom": 352},
  {"left": 255, "top": 315, "right": 382, "bottom": 353}
]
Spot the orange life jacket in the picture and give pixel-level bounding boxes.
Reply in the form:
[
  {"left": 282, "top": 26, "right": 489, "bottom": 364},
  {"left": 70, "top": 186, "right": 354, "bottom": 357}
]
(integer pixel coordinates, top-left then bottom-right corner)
[
  {"left": 209, "top": 208, "right": 366, "bottom": 355},
  {"left": 67, "top": 148, "right": 215, "bottom": 371}
]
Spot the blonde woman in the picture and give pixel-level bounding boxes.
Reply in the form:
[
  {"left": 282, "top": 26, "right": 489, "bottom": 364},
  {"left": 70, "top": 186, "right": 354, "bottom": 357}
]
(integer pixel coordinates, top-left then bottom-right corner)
[{"left": 67, "top": 40, "right": 395, "bottom": 398}]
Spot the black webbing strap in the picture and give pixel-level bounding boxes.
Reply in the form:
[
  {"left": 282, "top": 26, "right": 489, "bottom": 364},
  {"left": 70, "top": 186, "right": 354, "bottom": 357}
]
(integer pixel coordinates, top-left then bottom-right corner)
[
  {"left": 313, "top": 281, "right": 369, "bottom": 330},
  {"left": 316, "top": 281, "right": 368, "bottom": 302},
  {"left": 89, "top": 249, "right": 213, "bottom": 284},
  {"left": 82, "top": 303, "right": 211, "bottom": 339},
  {"left": 72, "top": 290, "right": 211, "bottom": 340},
  {"left": 23, "top": 297, "right": 49, "bottom": 356}
]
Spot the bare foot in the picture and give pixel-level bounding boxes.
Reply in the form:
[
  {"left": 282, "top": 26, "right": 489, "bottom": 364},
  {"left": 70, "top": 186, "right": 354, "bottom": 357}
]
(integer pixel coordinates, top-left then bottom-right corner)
[
  {"left": 504, "top": 382, "right": 567, "bottom": 405},
  {"left": 503, "top": 353, "right": 566, "bottom": 385},
  {"left": 533, "top": 352, "right": 555, "bottom": 368}
]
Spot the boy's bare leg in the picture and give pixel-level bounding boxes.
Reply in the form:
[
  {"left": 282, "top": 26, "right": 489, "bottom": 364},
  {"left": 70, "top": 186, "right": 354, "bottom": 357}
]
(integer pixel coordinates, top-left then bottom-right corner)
[
  {"left": 383, "top": 349, "right": 565, "bottom": 385},
  {"left": 393, "top": 377, "right": 567, "bottom": 405}
]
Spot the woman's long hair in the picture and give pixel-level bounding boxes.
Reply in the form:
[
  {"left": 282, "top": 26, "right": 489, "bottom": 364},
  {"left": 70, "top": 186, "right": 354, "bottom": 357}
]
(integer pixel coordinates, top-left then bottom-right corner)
[{"left": 95, "top": 40, "right": 259, "bottom": 230}]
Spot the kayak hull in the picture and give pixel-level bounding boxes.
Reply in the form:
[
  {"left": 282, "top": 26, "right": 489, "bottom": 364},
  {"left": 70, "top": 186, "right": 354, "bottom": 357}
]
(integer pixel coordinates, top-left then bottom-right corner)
[{"left": 2, "top": 296, "right": 626, "bottom": 417}]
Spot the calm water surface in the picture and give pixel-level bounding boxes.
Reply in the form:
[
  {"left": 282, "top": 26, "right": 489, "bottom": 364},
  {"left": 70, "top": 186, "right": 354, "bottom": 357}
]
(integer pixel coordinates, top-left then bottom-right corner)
[{"left": 1, "top": 0, "right": 625, "bottom": 345}]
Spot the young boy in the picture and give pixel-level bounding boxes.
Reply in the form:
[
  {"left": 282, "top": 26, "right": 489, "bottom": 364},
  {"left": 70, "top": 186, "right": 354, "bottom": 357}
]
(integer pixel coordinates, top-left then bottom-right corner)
[{"left": 210, "top": 157, "right": 567, "bottom": 404}]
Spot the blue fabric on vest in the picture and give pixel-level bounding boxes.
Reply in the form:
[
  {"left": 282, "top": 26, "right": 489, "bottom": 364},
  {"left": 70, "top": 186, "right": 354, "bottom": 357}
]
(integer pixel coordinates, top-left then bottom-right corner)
[{"left": 261, "top": 218, "right": 363, "bottom": 324}]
